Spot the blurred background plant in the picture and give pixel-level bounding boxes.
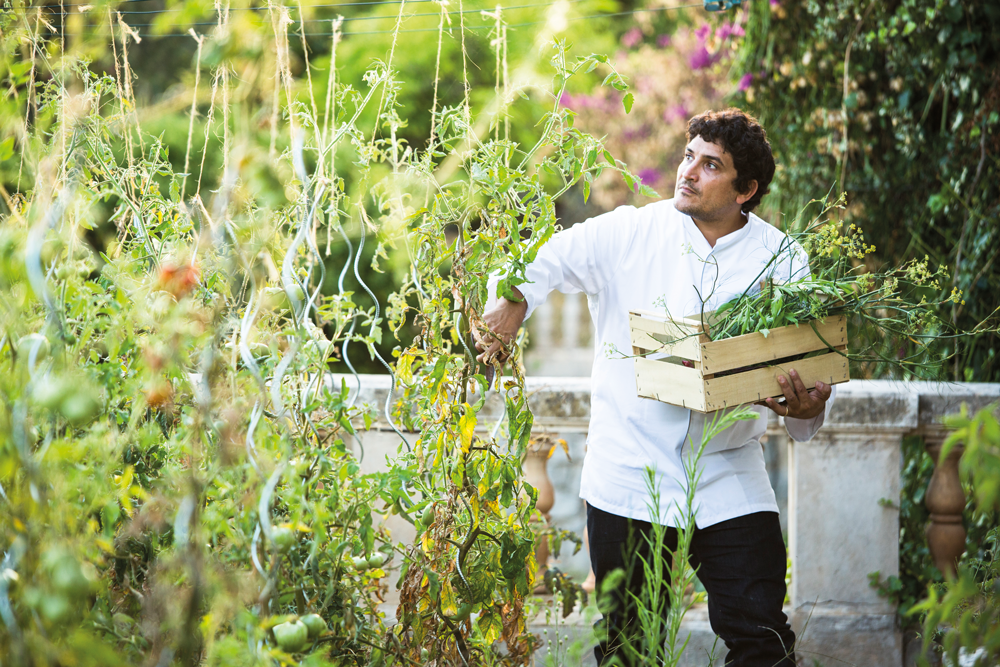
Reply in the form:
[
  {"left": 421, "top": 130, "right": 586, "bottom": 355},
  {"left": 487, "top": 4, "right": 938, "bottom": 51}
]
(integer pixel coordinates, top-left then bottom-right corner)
[{"left": 728, "top": 0, "right": 1000, "bottom": 382}]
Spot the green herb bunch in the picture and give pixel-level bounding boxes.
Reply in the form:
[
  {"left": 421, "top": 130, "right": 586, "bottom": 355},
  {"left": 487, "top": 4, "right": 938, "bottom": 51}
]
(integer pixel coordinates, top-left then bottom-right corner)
[{"left": 704, "top": 197, "right": 986, "bottom": 379}]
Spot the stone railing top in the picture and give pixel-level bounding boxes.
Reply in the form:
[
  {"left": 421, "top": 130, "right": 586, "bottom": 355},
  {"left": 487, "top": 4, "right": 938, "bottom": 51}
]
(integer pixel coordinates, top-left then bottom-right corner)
[{"left": 332, "top": 375, "right": 1000, "bottom": 434}]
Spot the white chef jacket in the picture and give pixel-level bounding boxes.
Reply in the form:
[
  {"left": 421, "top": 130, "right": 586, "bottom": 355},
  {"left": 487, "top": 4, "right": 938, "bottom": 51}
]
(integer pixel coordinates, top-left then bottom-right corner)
[{"left": 505, "top": 199, "right": 834, "bottom": 528}]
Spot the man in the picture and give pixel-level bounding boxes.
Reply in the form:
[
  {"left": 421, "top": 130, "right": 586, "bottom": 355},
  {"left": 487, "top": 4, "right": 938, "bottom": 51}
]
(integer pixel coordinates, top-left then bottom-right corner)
[{"left": 475, "top": 108, "right": 834, "bottom": 666}]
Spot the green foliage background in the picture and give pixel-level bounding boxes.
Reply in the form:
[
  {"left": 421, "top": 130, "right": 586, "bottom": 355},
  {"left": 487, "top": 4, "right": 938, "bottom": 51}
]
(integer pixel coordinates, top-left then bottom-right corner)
[{"left": 730, "top": 0, "right": 1000, "bottom": 381}]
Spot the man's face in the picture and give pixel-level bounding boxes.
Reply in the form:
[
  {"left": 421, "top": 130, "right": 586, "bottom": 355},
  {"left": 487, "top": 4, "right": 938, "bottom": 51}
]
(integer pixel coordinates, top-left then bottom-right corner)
[{"left": 674, "top": 135, "right": 756, "bottom": 224}]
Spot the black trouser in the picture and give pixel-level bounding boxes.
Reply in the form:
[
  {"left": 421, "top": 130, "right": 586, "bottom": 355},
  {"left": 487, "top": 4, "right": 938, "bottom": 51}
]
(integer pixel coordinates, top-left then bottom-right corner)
[{"left": 587, "top": 505, "right": 795, "bottom": 667}]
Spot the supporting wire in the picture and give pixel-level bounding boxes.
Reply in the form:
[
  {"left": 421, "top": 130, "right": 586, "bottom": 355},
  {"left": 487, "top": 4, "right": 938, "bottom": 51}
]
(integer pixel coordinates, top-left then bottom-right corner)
[
  {"left": 245, "top": 401, "right": 264, "bottom": 477},
  {"left": 352, "top": 210, "right": 411, "bottom": 452},
  {"left": 336, "top": 219, "right": 362, "bottom": 409},
  {"left": 0, "top": 544, "right": 24, "bottom": 642}
]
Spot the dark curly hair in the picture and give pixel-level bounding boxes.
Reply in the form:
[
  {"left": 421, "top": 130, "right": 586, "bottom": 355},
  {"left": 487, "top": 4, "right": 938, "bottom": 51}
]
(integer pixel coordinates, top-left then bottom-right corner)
[{"left": 687, "top": 108, "right": 775, "bottom": 214}]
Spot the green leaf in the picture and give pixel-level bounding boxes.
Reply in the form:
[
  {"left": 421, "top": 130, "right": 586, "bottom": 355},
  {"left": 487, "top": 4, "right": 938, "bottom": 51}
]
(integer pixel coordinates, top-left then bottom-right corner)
[
  {"left": 622, "top": 93, "right": 634, "bottom": 114},
  {"left": 0, "top": 138, "right": 13, "bottom": 162},
  {"left": 637, "top": 183, "right": 658, "bottom": 198},
  {"left": 622, "top": 172, "right": 635, "bottom": 192}
]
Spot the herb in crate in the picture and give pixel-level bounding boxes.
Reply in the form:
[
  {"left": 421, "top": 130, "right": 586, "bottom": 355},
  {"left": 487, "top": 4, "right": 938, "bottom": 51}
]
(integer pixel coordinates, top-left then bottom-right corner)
[{"left": 701, "top": 200, "right": 969, "bottom": 378}]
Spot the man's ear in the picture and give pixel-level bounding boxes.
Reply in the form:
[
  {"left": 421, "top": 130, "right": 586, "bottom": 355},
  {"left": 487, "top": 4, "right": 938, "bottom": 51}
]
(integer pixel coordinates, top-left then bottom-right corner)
[{"left": 736, "top": 179, "right": 758, "bottom": 206}]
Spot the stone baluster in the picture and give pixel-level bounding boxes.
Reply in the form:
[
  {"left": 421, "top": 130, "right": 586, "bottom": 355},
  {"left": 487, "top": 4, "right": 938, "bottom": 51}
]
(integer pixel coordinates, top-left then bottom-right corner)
[
  {"left": 922, "top": 425, "right": 966, "bottom": 578},
  {"left": 533, "top": 294, "right": 554, "bottom": 349},
  {"left": 562, "top": 291, "right": 582, "bottom": 348},
  {"left": 523, "top": 438, "right": 556, "bottom": 589}
]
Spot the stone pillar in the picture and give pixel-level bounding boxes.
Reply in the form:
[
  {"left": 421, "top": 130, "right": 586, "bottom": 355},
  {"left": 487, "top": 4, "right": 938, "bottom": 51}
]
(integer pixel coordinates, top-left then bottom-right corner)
[
  {"left": 787, "top": 384, "right": 916, "bottom": 667},
  {"left": 922, "top": 425, "right": 966, "bottom": 578}
]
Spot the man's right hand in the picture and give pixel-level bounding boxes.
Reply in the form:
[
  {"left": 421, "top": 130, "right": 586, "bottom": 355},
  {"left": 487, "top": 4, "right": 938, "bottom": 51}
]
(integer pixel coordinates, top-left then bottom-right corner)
[{"left": 474, "top": 288, "right": 527, "bottom": 365}]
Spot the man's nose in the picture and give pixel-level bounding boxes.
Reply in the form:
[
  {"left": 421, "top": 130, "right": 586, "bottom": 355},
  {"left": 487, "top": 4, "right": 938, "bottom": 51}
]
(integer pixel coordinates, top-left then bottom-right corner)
[{"left": 679, "top": 160, "right": 697, "bottom": 181}]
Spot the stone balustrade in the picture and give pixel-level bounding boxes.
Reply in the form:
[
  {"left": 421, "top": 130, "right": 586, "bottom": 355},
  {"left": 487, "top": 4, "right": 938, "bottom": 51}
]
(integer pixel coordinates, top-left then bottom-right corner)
[{"left": 335, "top": 374, "right": 1000, "bottom": 666}]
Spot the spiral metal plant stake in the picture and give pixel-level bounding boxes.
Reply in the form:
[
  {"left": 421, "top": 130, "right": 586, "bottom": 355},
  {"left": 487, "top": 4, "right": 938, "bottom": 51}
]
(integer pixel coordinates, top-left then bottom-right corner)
[{"left": 352, "top": 209, "right": 412, "bottom": 454}]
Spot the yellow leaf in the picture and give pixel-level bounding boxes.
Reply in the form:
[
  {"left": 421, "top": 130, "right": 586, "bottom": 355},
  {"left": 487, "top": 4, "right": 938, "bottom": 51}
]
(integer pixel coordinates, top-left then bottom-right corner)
[
  {"left": 440, "top": 578, "right": 458, "bottom": 617},
  {"left": 433, "top": 432, "right": 445, "bottom": 467},
  {"left": 469, "top": 494, "right": 480, "bottom": 524},
  {"left": 422, "top": 532, "right": 434, "bottom": 556},
  {"left": 117, "top": 466, "right": 134, "bottom": 495},
  {"left": 558, "top": 438, "right": 570, "bottom": 459},
  {"left": 396, "top": 349, "right": 415, "bottom": 384},
  {"left": 459, "top": 404, "right": 477, "bottom": 455}
]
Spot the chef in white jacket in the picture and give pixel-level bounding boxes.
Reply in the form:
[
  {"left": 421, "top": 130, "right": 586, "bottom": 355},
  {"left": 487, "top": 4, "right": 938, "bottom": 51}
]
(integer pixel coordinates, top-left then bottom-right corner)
[{"left": 476, "top": 109, "right": 834, "bottom": 667}]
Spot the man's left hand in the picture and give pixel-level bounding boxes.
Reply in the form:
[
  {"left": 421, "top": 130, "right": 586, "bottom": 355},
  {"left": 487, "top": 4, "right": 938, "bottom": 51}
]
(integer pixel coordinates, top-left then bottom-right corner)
[{"left": 762, "top": 368, "right": 831, "bottom": 420}]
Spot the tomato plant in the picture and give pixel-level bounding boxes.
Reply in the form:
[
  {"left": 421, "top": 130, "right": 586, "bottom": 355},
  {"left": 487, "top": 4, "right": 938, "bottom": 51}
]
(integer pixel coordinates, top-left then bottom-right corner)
[{"left": 0, "top": 6, "right": 644, "bottom": 666}]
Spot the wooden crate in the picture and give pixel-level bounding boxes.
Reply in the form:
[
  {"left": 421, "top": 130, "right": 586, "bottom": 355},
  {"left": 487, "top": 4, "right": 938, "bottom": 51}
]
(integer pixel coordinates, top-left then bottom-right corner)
[{"left": 629, "top": 309, "right": 850, "bottom": 413}]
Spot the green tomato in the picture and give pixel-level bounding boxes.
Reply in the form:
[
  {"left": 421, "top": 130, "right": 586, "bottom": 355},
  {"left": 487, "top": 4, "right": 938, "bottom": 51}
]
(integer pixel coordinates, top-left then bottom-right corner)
[
  {"left": 420, "top": 648, "right": 430, "bottom": 661},
  {"left": 300, "top": 613, "right": 326, "bottom": 639},
  {"left": 261, "top": 287, "right": 288, "bottom": 310},
  {"left": 366, "top": 553, "right": 387, "bottom": 569},
  {"left": 40, "top": 594, "right": 71, "bottom": 623},
  {"left": 272, "top": 620, "right": 309, "bottom": 653},
  {"left": 32, "top": 376, "right": 71, "bottom": 410},
  {"left": 271, "top": 527, "right": 296, "bottom": 553},
  {"left": 46, "top": 552, "right": 91, "bottom": 597},
  {"left": 60, "top": 392, "right": 100, "bottom": 425},
  {"left": 350, "top": 556, "right": 370, "bottom": 571},
  {"left": 420, "top": 505, "right": 436, "bottom": 527},
  {"left": 17, "top": 334, "right": 49, "bottom": 360},
  {"left": 452, "top": 603, "right": 474, "bottom": 621}
]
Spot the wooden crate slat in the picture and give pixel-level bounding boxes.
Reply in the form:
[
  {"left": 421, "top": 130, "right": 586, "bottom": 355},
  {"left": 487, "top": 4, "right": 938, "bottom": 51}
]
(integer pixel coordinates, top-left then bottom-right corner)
[
  {"left": 629, "top": 326, "right": 702, "bottom": 361},
  {"left": 700, "top": 315, "right": 847, "bottom": 375},
  {"left": 628, "top": 312, "right": 704, "bottom": 361},
  {"left": 702, "top": 351, "right": 850, "bottom": 412},
  {"left": 634, "top": 357, "right": 707, "bottom": 412},
  {"left": 628, "top": 311, "right": 703, "bottom": 336}
]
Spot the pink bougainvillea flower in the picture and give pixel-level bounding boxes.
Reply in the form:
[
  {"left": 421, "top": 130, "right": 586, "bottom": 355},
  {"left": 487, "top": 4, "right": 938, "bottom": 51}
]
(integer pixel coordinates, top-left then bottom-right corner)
[
  {"left": 622, "top": 27, "right": 643, "bottom": 49},
  {"left": 695, "top": 23, "right": 711, "bottom": 41},
  {"left": 560, "top": 93, "right": 576, "bottom": 109},
  {"left": 656, "top": 34, "right": 671, "bottom": 48},
  {"left": 637, "top": 167, "right": 661, "bottom": 185},
  {"left": 689, "top": 45, "right": 714, "bottom": 70},
  {"left": 738, "top": 73, "right": 753, "bottom": 91},
  {"left": 663, "top": 104, "right": 689, "bottom": 124},
  {"left": 714, "top": 22, "right": 746, "bottom": 41}
]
